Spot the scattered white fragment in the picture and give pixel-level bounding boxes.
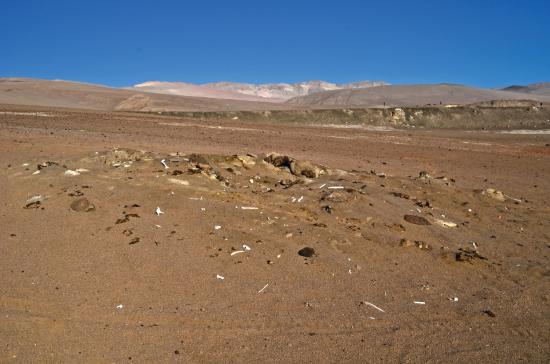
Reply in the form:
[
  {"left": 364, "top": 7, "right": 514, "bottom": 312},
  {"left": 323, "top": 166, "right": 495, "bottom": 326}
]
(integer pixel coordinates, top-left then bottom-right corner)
[
  {"left": 161, "top": 159, "right": 169, "bottom": 169},
  {"left": 362, "top": 301, "right": 385, "bottom": 313},
  {"left": 328, "top": 186, "right": 344, "bottom": 189},
  {"left": 230, "top": 250, "right": 244, "bottom": 256},
  {"left": 472, "top": 242, "right": 478, "bottom": 250},
  {"left": 249, "top": 179, "right": 254, "bottom": 184},
  {"left": 291, "top": 197, "right": 297, "bottom": 203},
  {"left": 189, "top": 196, "right": 203, "bottom": 200},
  {"left": 22, "top": 163, "right": 30, "bottom": 167},
  {"left": 214, "top": 225, "right": 222, "bottom": 230},
  {"left": 75, "top": 168, "right": 89, "bottom": 173},
  {"left": 276, "top": 254, "right": 282, "bottom": 259},
  {"left": 155, "top": 207, "right": 164, "bottom": 216},
  {"left": 168, "top": 178, "right": 190, "bottom": 186},
  {"left": 116, "top": 304, "right": 123, "bottom": 309},
  {"left": 64, "top": 170, "right": 80, "bottom": 177},
  {"left": 414, "top": 301, "right": 426, "bottom": 305},
  {"left": 32, "top": 170, "right": 40, "bottom": 175},
  {"left": 319, "top": 183, "right": 327, "bottom": 189},
  {"left": 297, "top": 196, "right": 304, "bottom": 203},
  {"left": 154, "top": 224, "right": 162, "bottom": 228},
  {"left": 434, "top": 219, "right": 457, "bottom": 228},
  {"left": 216, "top": 274, "right": 225, "bottom": 280},
  {"left": 450, "top": 297, "right": 458, "bottom": 302},
  {"left": 369, "top": 317, "right": 376, "bottom": 320},
  {"left": 258, "top": 284, "right": 269, "bottom": 294},
  {"left": 243, "top": 244, "right": 251, "bottom": 251},
  {"left": 241, "top": 206, "right": 258, "bottom": 210},
  {"left": 201, "top": 207, "right": 206, "bottom": 211}
]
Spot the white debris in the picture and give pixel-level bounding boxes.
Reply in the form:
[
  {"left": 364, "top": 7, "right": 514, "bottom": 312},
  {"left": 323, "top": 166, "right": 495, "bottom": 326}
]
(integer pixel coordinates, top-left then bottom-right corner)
[
  {"left": 297, "top": 196, "right": 304, "bottom": 203},
  {"left": 161, "top": 159, "right": 169, "bottom": 169},
  {"left": 276, "top": 254, "right": 282, "bottom": 259},
  {"left": 319, "top": 183, "right": 327, "bottom": 189},
  {"left": 230, "top": 250, "right": 244, "bottom": 256},
  {"left": 64, "top": 170, "right": 80, "bottom": 177},
  {"left": 434, "top": 219, "right": 457, "bottom": 228},
  {"left": 258, "top": 284, "right": 269, "bottom": 294},
  {"left": 75, "top": 168, "right": 89, "bottom": 173},
  {"left": 32, "top": 170, "right": 40, "bottom": 175},
  {"left": 328, "top": 186, "right": 344, "bottom": 189},
  {"left": 414, "top": 301, "right": 426, "bottom": 305},
  {"left": 216, "top": 274, "right": 225, "bottom": 280},
  {"left": 168, "top": 178, "right": 190, "bottom": 186},
  {"left": 361, "top": 301, "right": 385, "bottom": 313},
  {"left": 241, "top": 206, "right": 258, "bottom": 210},
  {"left": 22, "top": 163, "right": 30, "bottom": 167},
  {"left": 154, "top": 224, "right": 162, "bottom": 228},
  {"left": 155, "top": 207, "right": 164, "bottom": 216},
  {"left": 214, "top": 225, "right": 222, "bottom": 230},
  {"left": 189, "top": 196, "right": 203, "bottom": 200},
  {"left": 243, "top": 244, "right": 251, "bottom": 251},
  {"left": 116, "top": 304, "right": 123, "bottom": 309}
]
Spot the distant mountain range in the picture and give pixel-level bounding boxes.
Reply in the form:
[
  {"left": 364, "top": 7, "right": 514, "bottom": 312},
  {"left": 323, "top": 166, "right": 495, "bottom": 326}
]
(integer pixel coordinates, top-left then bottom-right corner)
[
  {"left": 1, "top": 78, "right": 549, "bottom": 111},
  {"left": 131, "top": 80, "right": 388, "bottom": 102},
  {"left": 501, "top": 82, "right": 550, "bottom": 96}
]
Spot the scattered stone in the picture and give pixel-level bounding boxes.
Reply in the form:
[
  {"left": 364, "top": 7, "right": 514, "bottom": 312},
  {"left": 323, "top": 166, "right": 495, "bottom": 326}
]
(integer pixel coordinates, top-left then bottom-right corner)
[
  {"left": 404, "top": 215, "right": 431, "bottom": 225},
  {"left": 455, "top": 248, "right": 487, "bottom": 263},
  {"left": 483, "top": 310, "right": 496, "bottom": 317},
  {"left": 24, "top": 195, "right": 44, "bottom": 208},
  {"left": 70, "top": 197, "right": 95, "bottom": 212},
  {"left": 391, "top": 192, "right": 410, "bottom": 199},
  {"left": 129, "top": 237, "right": 140, "bottom": 245},
  {"left": 298, "top": 247, "right": 316, "bottom": 258},
  {"left": 434, "top": 219, "right": 457, "bottom": 228},
  {"left": 64, "top": 170, "right": 80, "bottom": 177},
  {"left": 290, "top": 160, "right": 323, "bottom": 178},
  {"left": 37, "top": 161, "right": 59, "bottom": 170},
  {"left": 482, "top": 188, "right": 505, "bottom": 202},
  {"left": 115, "top": 213, "right": 140, "bottom": 224},
  {"left": 419, "top": 170, "right": 431, "bottom": 179},
  {"left": 400, "top": 239, "right": 431, "bottom": 250}
]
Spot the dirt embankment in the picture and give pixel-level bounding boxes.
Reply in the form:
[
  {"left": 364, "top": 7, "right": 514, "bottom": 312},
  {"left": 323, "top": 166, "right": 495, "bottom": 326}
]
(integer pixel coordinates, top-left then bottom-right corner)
[{"left": 153, "top": 104, "right": 550, "bottom": 130}]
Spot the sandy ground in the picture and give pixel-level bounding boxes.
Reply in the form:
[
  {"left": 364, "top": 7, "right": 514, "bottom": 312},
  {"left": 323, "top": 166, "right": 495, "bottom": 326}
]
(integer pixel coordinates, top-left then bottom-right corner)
[{"left": 1, "top": 105, "right": 550, "bottom": 363}]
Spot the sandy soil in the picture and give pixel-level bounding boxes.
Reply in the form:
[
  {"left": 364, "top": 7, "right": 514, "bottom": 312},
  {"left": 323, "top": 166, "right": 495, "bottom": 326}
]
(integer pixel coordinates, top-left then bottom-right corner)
[{"left": 1, "top": 105, "right": 549, "bottom": 363}]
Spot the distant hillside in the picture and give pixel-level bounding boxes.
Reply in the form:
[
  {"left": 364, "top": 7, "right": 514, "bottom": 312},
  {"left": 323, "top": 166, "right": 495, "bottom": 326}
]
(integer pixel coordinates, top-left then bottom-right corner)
[
  {"left": 130, "top": 80, "right": 388, "bottom": 101},
  {"left": 286, "top": 84, "right": 550, "bottom": 107},
  {"left": 501, "top": 82, "right": 550, "bottom": 96},
  {"left": 0, "top": 78, "right": 289, "bottom": 112}
]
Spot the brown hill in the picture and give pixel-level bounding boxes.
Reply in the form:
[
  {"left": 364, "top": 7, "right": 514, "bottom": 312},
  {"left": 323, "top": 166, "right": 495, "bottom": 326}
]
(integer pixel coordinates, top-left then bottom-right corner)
[
  {"left": 0, "top": 78, "right": 288, "bottom": 111},
  {"left": 286, "top": 84, "right": 550, "bottom": 107}
]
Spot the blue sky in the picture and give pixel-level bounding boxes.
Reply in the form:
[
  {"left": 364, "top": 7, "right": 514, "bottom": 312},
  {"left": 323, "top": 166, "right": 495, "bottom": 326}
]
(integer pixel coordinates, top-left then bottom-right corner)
[{"left": 1, "top": 0, "right": 549, "bottom": 88}]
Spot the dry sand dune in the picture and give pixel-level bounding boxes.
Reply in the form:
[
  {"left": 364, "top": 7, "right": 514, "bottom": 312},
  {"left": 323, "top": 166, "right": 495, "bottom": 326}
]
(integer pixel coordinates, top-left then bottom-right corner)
[
  {"left": 0, "top": 78, "right": 289, "bottom": 112},
  {"left": 287, "top": 84, "right": 550, "bottom": 107}
]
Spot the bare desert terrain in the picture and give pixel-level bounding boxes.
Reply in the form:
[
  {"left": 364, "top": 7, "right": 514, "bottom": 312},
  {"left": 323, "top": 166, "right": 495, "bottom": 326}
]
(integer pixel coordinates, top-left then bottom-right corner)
[{"left": 1, "top": 103, "right": 549, "bottom": 362}]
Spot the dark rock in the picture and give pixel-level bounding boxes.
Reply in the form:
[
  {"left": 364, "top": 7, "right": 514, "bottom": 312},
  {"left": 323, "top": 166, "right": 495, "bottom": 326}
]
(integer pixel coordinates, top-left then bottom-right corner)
[
  {"left": 298, "top": 247, "right": 316, "bottom": 258},
  {"left": 482, "top": 309, "right": 496, "bottom": 317},
  {"left": 403, "top": 215, "right": 431, "bottom": 225},
  {"left": 455, "top": 248, "right": 487, "bottom": 263}
]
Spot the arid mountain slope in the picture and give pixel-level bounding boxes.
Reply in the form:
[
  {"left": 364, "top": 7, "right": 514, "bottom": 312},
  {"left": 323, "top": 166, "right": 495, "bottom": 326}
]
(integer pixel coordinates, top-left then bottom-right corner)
[
  {"left": 0, "top": 78, "right": 289, "bottom": 111},
  {"left": 502, "top": 82, "right": 550, "bottom": 96},
  {"left": 131, "top": 80, "right": 387, "bottom": 101},
  {"left": 287, "top": 84, "right": 550, "bottom": 107}
]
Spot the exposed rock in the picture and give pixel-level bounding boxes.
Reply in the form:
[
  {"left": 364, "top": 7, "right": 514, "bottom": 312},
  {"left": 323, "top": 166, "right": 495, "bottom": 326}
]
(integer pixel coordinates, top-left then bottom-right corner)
[
  {"left": 482, "top": 188, "right": 505, "bottom": 202},
  {"left": 403, "top": 215, "right": 431, "bottom": 225},
  {"left": 70, "top": 197, "right": 95, "bottom": 212},
  {"left": 400, "top": 239, "right": 431, "bottom": 250},
  {"left": 455, "top": 248, "right": 487, "bottom": 263},
  {"left": 298, "top": 247, "right": 316, "bottom": 258},
  {"left": 24, "top": 195, "right": 45, "bottom": 209},
  {"left": 419, "top": 170, "right": 432, "bottom": 179},
  {"left": 290, "top": 160, "right": 323, "bottom": 178}
]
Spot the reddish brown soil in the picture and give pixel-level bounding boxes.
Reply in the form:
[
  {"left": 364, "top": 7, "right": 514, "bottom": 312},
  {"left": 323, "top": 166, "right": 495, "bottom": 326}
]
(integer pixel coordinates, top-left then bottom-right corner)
[{"left": 1, "top": 105, "right": 549, "bottom": 363}]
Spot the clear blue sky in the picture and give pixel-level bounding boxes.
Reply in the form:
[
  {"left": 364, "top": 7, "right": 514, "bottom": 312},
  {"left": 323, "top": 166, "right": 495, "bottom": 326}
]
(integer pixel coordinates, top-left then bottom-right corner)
[{"left": 1, "top": 0, "right": 549, "bottom": 88}]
